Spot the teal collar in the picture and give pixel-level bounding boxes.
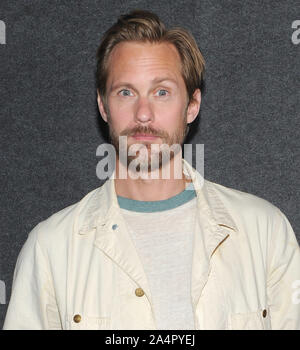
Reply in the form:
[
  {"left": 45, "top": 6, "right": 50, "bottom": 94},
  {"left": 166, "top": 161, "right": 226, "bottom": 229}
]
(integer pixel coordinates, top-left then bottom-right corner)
[{"left": 117, "top": 182, "right": 196, "bottom": 213}]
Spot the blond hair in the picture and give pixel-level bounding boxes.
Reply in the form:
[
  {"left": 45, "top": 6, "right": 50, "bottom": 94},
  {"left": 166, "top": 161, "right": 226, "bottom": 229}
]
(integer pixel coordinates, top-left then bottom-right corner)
[{"left": 96, "top": 10, "right": 205, "bottom": 105}]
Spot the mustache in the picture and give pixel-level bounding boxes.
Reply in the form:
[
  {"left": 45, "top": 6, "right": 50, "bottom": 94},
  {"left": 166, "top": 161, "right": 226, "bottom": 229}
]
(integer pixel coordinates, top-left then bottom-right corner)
[{"left": 120, "top": 126, "right": 168, "bottom": 138}]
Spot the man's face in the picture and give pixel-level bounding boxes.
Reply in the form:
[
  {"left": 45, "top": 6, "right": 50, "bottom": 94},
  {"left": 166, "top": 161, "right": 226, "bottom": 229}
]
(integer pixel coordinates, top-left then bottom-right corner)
[{"left": 97, "top": 41, "right": 200, "bottom": 171}]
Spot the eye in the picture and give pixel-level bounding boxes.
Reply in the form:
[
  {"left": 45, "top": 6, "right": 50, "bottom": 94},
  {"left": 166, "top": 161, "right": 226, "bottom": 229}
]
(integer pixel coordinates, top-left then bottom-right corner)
[
  {"left": 119, "top": 89, "right": 133, "bottom": 97},
  {"left": 155, "top": 89, "right": 169, "bottom": 97}
]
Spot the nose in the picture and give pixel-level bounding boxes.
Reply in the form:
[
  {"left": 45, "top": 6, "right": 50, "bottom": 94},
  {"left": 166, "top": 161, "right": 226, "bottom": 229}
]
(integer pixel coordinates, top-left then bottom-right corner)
[{"left": 134, "top": 97, "right": 154, "bottom": 125}]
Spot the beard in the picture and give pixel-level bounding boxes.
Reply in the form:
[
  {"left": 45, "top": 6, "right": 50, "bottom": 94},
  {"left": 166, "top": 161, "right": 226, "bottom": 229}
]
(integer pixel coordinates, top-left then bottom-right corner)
[{"left": 107, "top": 112, "right": 189, "bottom": 173}]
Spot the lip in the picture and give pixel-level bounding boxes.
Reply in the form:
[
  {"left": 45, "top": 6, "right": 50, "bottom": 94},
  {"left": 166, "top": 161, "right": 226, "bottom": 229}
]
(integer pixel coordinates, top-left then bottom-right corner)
[{"left": 132, "top": 134, "right": 158, "bottom": 140}]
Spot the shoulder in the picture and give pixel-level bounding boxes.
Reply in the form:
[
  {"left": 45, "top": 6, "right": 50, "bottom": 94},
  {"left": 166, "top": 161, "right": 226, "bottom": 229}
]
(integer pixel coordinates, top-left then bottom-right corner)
[
  {"left": 27, "top": 185, "right": 104, "bottom": 252},
  {"left": 204, "top": 180, "right": 299, "bottom": 253},
  {"left": 204, "top": 179, "right": 286, "bottom": 227}
]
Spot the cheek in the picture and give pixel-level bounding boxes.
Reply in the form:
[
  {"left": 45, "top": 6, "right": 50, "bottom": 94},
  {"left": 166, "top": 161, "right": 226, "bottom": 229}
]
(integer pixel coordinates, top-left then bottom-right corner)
[
  {"left": 155, "top": 102, "right": 186, "bottom": 127},
  {"left": 108, "top": 104, "right": 132, "bottom": 129}
]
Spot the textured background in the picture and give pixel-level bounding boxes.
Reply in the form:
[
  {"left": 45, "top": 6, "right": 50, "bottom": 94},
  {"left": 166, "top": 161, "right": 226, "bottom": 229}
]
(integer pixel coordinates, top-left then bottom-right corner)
[{"left": 0, "top": 0, "right": 299, "bottom": 328}]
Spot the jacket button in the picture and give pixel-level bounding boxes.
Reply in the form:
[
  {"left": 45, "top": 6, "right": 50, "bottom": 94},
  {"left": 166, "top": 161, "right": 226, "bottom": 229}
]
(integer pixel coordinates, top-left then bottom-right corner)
[
  {"left": 73, "top": 314, "right": 81, "bottom": 323},
  {"left": 262, "top": 309, "right": 267, "bottom": 318},
  {"left": 135, "top": 287, "right": 144, "bottom": 297}
]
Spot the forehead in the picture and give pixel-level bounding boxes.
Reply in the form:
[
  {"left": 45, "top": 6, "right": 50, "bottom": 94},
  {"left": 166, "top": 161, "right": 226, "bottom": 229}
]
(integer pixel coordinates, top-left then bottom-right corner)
[{"left": 106, "top": 41, "right": 183, "bottom": 84}]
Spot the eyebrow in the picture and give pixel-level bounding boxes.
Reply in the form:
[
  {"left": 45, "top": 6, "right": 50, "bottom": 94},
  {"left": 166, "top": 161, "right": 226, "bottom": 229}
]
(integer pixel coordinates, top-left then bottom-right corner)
[{"left": 110, "top": 77, "right": 178, "bottom": 92}]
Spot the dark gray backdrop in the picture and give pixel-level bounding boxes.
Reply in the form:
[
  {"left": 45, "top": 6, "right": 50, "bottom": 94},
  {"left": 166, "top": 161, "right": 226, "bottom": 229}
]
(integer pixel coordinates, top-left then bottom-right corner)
[{"left": 0, "top": 0, "right": 299, "bottom": 328}]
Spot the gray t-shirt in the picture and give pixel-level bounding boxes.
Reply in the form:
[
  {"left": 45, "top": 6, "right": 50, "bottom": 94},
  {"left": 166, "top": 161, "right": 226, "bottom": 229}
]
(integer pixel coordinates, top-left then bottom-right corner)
[{"left": 117, "top": 183, "right": 197, "bottom": 330}]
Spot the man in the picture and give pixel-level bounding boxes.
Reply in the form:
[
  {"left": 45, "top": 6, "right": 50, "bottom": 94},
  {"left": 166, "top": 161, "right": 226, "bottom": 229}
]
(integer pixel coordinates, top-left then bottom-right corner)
[{"left": 3, "top": 10, "right": 300, "bottom": 330}]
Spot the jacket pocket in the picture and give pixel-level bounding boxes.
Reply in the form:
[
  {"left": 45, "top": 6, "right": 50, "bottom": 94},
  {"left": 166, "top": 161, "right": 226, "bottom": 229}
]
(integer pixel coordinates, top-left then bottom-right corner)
[
  {"left": 68, "top": 314, "right": 111, "bottom": 330},
  {"left": 229, "top": 308, "right": 271, "bottom": 330}
]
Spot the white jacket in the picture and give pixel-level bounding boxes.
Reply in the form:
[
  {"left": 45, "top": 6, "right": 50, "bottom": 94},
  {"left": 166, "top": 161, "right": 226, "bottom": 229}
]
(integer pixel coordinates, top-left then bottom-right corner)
[{"left": 3, "top": 160, "right": 300, "bottom": 330}]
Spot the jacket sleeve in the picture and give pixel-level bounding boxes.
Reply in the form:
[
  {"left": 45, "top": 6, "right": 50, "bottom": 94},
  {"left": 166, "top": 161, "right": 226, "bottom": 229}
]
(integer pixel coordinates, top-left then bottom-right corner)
[
  {"left": 267, "top": 209, "right": 300, "bottom": 330},
  {"left": 3, "top": 223, "right": 62, "bottom": 330}
]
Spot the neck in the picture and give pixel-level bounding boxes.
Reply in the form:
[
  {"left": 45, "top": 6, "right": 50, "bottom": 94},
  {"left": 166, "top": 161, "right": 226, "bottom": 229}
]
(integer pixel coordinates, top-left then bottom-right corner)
[{"left": 114, "top": 153, "right": 191, "bottom": 201}]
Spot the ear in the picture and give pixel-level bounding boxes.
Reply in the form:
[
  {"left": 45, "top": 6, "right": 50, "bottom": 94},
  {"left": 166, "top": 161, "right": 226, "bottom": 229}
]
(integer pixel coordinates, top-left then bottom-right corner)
[
  {"left": 97, "top": 91, "right": 108, "bottom": 123},
  {"left": 186, "top": 89, "right": 201, "bottom": 124}
]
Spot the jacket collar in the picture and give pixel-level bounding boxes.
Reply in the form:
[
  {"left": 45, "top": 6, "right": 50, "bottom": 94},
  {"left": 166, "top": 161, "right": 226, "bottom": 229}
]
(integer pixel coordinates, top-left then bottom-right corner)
[{"left": 76, "top": 158, "right": 238, "bottom": 235}]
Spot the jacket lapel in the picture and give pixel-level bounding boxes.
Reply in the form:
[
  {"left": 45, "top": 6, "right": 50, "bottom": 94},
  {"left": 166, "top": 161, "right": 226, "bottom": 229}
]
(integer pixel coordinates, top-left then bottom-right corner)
[
  {"left": 182, "top": 160, "right": 237, "bottom": 308},
  {"left": 92, "top": 176, "right": 153, "bottom": 304}
]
